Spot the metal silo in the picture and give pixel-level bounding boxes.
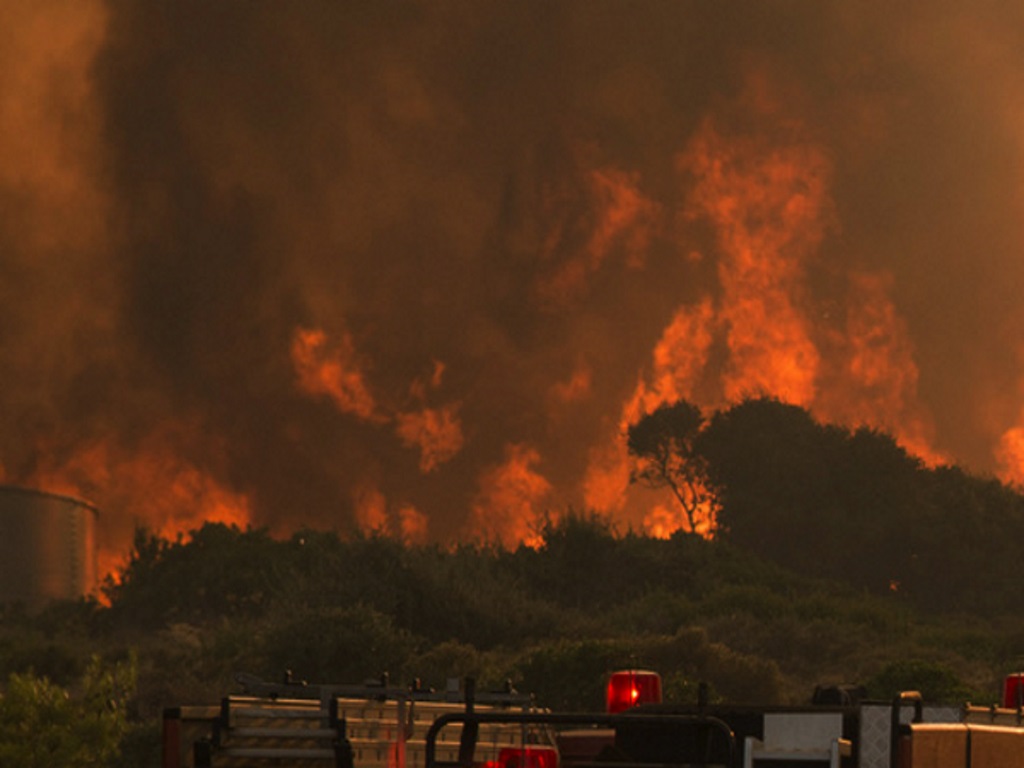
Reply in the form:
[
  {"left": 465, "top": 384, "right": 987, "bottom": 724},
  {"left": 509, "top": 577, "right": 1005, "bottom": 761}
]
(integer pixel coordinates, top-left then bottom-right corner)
[{"left": 0, "top": 486, "right": 98, "bottom": 607}]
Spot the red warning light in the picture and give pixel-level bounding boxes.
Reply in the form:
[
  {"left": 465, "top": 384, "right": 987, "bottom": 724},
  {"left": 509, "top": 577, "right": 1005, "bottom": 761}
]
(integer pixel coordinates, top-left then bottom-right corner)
[
  {"left": 1003, "top": 673, "right": 1024, "bottom": 709},
  {"left": 494, "top": 747, "right": 559, "bottom": 768},
  {"left": 605, "top": 670, "right": 662, "bottom": 714}
]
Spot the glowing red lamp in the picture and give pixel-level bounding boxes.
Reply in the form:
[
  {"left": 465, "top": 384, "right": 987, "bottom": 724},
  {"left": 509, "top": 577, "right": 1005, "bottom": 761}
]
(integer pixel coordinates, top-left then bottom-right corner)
[
  {"left": 605, "top": 669, "right": 662, "bottom": 713},
  {"left": 1003, "top": 673, "right": 1024, "bottom": 709},
  {"left": 493, "top": 746, "right": 559, "bottom": 768}
]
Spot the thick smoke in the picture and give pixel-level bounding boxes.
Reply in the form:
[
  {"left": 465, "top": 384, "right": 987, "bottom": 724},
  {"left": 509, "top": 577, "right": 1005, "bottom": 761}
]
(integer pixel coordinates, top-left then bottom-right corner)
[{"left": 4, "top": 1, "right": 1024, "bottom": 570}]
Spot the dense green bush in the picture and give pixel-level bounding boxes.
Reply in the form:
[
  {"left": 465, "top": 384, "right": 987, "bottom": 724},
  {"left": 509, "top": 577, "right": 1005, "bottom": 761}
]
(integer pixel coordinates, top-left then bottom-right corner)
[
  {"left": 0, "top": 656, "right": 135, "bottom": 768},
  {"left": 865, "top": 659, "right": 975, "bottom": 704},
  {"left": 259, "top": 604, "right": 420, "bottom": 684}
]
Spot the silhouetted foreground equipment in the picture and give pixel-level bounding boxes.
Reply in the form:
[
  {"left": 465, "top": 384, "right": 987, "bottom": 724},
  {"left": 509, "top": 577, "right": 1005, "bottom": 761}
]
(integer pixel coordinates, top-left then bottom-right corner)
[
  {"left": 163, "top": 671, "right": 1024, "bottom": 768},
  {"left": 889, "top": 685, "right": 1024, "bottom": 768},
  {"left": 192, "top": 696, "right": 344, "bottom": 766},
  {"left": 741, "top": 711, "right": 850, "bottom": 767},
  {"left": 424, "top": 711, "right": 737, "bottom": 768},
  {"left": 164, "top": 674, "right": 550, "bottom": 768}
]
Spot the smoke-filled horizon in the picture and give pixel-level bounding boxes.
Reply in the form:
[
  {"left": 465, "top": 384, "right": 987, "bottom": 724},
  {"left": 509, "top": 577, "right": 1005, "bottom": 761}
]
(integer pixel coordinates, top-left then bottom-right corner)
[{"left": 4, "top": 2, "right": 1024, "bottom": 573}]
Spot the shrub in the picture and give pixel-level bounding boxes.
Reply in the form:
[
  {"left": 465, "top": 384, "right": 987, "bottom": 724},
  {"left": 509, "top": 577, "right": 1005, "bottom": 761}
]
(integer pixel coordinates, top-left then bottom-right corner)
[
  {"left": 0, "top": 656, "right": 135, "bottom": 768},
  {"left": 865, "top": 659, "right": 972, "bottom": 704}
]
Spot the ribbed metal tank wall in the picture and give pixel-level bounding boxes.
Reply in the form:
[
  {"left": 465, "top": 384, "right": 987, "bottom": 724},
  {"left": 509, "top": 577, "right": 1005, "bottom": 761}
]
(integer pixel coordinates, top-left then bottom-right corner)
[{"left": 0, "top": 486, "right": 98, "bottom": 607}]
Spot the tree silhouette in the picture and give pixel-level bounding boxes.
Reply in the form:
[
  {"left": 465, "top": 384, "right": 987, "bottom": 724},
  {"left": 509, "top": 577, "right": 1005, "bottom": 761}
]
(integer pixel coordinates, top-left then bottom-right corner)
[
  {"left": 695, "top": 397, "right": 932, "bottom": 593},
  {"left": 695, "top": 397, "right": 841, "bottom": 563},
  {"left": 627, "top": 401, "right": 715, "bottom": 534}
]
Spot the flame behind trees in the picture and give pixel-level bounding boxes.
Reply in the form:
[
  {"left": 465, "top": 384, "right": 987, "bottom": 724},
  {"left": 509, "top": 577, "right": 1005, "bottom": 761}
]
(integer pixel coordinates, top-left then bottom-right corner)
[
  {"left": 625, "top": 395, "right": 985, "bottom": 601},
  {"left": 626, "top": 401, "right": 717, "bottom": 536},
  {"left": 8, "top": 4, "right": 1024, "bottom": 569}
]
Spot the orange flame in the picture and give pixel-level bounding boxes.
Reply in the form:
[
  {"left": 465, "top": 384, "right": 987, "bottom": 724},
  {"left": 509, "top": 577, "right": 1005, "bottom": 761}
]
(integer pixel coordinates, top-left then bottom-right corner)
[
  {"left": 582, "top": 439, "right": 634, "bottom": 515},
  {"left": 394, "top": 404, "right": 465, "bottom": 473},
  {"left": 538, "top": 165, "right": 661, "bottom": 304},
  {"left": 675, "top": 82, "right": 943, "bottom": 469},
  {"left": 294, "top": 329, "right": 464, "bottom": 472},
  {"left": 585, "top": 167, "right": 660, "bottom": 270},
  {"left": 680, "top": 116, "right": 831, "bottom": 407},
  {"left": 4, "top": 32, "right": 973, "bottom": 568},
  {"left": 398, "top": 504, "right": 428, "bottom": 545},
  {"left": 630, "top": 298, "right": 717, "bottom": 421},
  {"left": 997, "top": 426, "right": 1024, "bottom": 488},
  {"left": 818, "top": 271, "right": 945, "bottom": 465},
  {"left": 291, "top": 326, "right": 380, "bottom": 421},
  {"left": 353, "top": 484, "right": 389, "bottom": 534},
  {"left": 584, "top": 76, "right": 945, "bottom": 542},
  {"left": 643, "top": 502, "right": 720, "bottom": 540},
  {"left": 469, "top": 444, "right": 553, "bottom": 548},
  {"left": 583, "top": 300, "right": 716, "bottom": 528},
  {"left": 352, "top": 484, "right": 429, "bottom": 544},
  {"left": 15, "top": 427, "right": 251, "bottom": 584}
]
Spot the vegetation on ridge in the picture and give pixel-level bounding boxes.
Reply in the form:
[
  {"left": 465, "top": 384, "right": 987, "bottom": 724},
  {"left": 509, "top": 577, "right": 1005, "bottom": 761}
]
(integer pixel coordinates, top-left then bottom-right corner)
[{"left": 3, "top": 397, "right": 1024, "bottom": 766}]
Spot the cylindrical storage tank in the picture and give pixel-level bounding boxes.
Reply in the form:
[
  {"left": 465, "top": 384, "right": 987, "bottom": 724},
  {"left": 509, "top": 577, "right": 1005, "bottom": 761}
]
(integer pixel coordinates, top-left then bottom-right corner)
[{"left": 0, "top": 486, "right": 98, "bottom": 607}]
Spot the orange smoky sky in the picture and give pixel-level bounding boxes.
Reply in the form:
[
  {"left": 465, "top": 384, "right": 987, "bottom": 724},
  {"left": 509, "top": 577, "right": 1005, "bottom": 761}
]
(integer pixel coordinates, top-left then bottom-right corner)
[{"left": 5, "top": 2, "right": 1024, "bottom": 570}]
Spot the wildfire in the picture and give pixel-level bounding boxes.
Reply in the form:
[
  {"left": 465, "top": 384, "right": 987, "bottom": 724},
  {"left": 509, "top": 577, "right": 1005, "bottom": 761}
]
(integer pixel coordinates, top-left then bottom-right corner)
[
  {"left": 585, "top": 167, "right": 661, "bottom": 271},
  {"left": 398, "top": 505, "right": 429, "bottom": 545},
  {"left": 996, "top": 426, "right": 1024, "bottom": 488},
  {"left": 13, "top": 426, "right": 251, "bottom": 585},
  {"left": 582, "top": 301, "right": 716, "bottom": 527},
  {"left": 352, "top": 484, "right": 389, "bottom": 534},
  {"left": 582, "top": 440, "right": 633, "bottom": 515},
  {"left": 537, "top": 164, "right": 661, "bottom": 305},
  {"left": 820, "top": 271, "right": 945, "bottom": 466},
  {"left": 6, "top": 5, "right": 1006, "bottom": 573},
  {"left": 580, "top": 74, "right": 947, "bottom": 541},
  {"left": 291, "top": 327, "right": 465, "bottom": 476},
  {"left": 681, "top": 115, "right": 831, "bottom": 407},
  {"left": 352, "top": 484, "right": 430, "bottom": 545},
  {"left": 631, "top": 299, "right": 717, "bottom": 421},
  {"left": 469, "top": 444, "right": 553, "bottom": 549},
  {"left": 394, "top": 404, "right": 464, "bottom": 474},
  {"left": 642, "top": 502, "right": 715, "bottom": 540},
  {"left": 291, "top": 326, "right": 381, "bottom": 422},
  {"left": 990, "top": 351, "right": 1024, "bottom": 486}
]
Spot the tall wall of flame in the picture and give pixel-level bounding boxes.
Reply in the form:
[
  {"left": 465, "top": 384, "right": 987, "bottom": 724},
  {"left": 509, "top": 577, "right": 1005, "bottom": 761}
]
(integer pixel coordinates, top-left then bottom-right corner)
[{"left": 3, "top": 2, "right": 1024, "bottom": 566}]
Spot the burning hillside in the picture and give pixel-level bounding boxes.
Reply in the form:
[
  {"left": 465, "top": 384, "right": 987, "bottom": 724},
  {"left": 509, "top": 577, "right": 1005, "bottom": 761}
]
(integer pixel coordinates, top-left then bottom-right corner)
[{"left": 3, "top": 2, "right": 1024, "bottom": 575}]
